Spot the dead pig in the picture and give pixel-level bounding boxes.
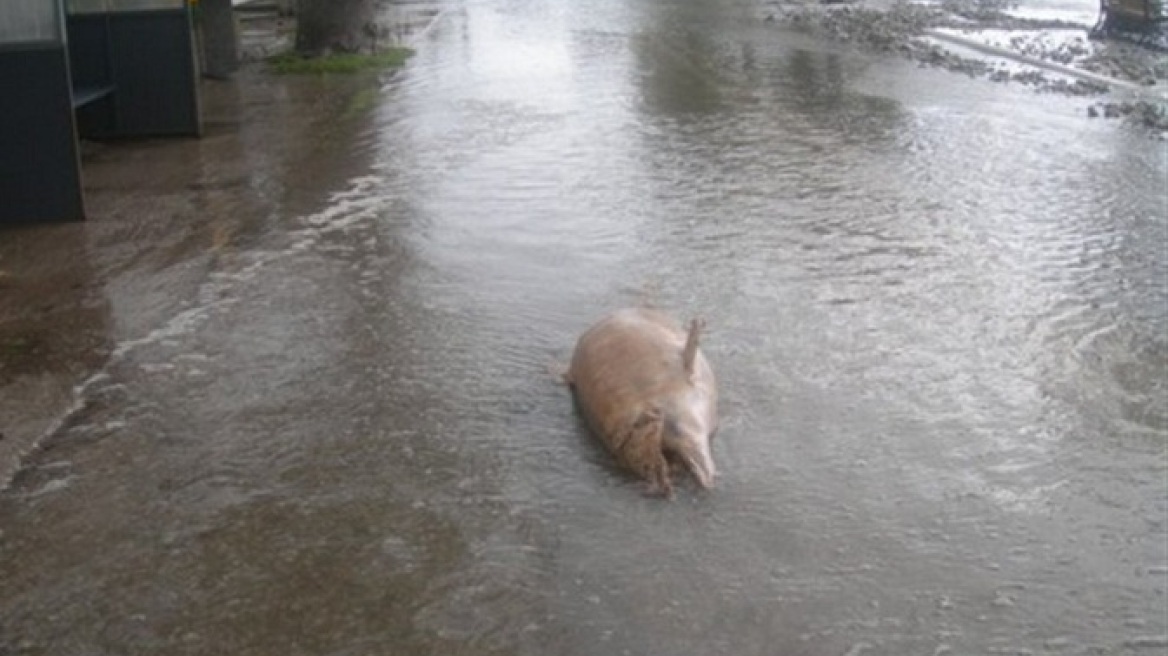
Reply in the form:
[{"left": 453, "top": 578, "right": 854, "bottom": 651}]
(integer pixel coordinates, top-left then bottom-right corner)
[{"left": 565, "top": 308, "right": 719, "bottom": 496}]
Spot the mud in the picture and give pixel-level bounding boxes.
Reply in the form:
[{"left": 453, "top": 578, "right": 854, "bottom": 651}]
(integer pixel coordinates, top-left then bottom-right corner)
[{"left": 1087, "top": 97, "right": 1168, "bottom": 128}]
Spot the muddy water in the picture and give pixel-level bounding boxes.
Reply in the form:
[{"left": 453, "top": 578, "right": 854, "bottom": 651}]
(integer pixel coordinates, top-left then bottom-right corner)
[{"left": 2, "top": 0, "right": 1166, "bottom": 654}]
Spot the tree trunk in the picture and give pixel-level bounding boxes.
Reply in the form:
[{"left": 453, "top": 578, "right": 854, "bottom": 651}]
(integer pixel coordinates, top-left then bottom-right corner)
[
  {"left": 200, "top": 0, "right": 239, "bottom": 79},
  {"left": 295, "top": 0, "right": 376, "bottom": 56}
]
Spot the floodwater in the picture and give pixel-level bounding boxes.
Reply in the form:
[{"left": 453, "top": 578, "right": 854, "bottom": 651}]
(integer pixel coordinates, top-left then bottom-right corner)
[{"left": 2, "top": 0, "right": 1166, "bottom": 654}]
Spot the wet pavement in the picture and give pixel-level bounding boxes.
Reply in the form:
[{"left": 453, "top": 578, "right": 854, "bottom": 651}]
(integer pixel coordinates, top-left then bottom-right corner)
[{"left": 2, "top": 0, "right": 1167, "bottom": 654}]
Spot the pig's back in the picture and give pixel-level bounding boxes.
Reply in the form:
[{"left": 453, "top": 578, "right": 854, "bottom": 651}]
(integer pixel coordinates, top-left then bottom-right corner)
[{"left": 568, "top": 308, "right": 687, "bottom": 440}]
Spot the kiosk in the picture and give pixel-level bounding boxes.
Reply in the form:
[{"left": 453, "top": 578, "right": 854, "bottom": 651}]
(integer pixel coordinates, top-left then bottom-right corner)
[{"left": 0, "top": 0, "right": 200, "bottom": 224}]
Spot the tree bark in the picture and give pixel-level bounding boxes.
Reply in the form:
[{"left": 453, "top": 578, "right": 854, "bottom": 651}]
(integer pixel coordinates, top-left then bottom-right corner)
[
  {"left": 200, "top": 0, "right": 239, "bottom": 79},
  {"left": 295, "top": 0, "right": 376, "bottom": 56}
]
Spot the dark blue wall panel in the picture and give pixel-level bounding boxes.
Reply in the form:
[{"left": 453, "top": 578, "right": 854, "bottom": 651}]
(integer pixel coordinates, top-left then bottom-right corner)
[
  {"left": 68, "top": 9, "right": 200, "bottom": 138},
  {"left": 0, "top": 46, "right": 85, "bottom": 223}
]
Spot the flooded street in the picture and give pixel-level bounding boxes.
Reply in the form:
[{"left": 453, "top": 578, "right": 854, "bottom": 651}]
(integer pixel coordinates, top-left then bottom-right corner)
[{"left": 2, "top": 0, "right": 1166, "bottom": 654}]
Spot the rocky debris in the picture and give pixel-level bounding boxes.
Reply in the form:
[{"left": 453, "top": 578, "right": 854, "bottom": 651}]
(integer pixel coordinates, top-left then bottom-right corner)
[
  {"left": 774, "top": 2, "right": 1105, "bottom": 92},
  {"left": 766, "top": 0, "right": 1168, "bottom": 131},
  {"left": 937, "top": 0, "right": 1084, "bottom": 30},
  {"left": 1001, "top": 32, "right": 1092, "bottom": 64},
  {"left": 966, "top": 29, "right": 1168, "bottom": 86},
  {"left": 1088, "top": 100, "right": 1168, "bottom": 131},
  {"left": 1079, "top": 41, "right": 1168, "bottom": 84},
  {"left": 777, "top": 2, "right": 942, "bottom": 52}
]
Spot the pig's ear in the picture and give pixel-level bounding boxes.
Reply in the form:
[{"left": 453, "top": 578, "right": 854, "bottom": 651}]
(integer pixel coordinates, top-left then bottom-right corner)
[{"left": 682, "top": 317, "right": 705, "bottom": 378}]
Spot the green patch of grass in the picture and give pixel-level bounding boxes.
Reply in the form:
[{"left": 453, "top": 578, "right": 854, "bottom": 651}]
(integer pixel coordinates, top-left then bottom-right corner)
[{"left": 267, "top": 48, "right": 415, "bottom": 75}]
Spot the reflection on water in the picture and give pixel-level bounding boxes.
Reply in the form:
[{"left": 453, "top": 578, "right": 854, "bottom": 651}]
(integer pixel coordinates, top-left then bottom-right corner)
[{"left": 1, "top": 0, "right": 1165, "bottom": 654}]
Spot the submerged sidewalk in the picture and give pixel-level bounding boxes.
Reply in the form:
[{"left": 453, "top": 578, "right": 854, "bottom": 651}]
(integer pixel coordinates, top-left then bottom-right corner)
[{"left": 0, "top": 1, "right": 449, "bottom": 488}]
